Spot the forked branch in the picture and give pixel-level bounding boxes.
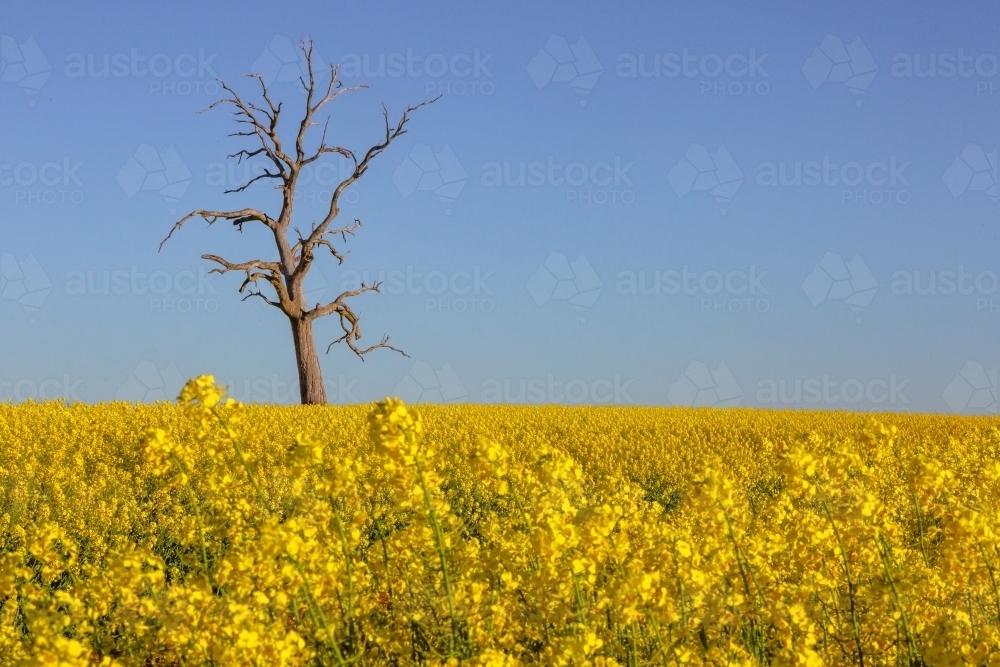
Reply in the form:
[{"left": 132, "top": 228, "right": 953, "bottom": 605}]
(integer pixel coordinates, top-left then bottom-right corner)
[{"left": 156, "top": 36, "right": 435, "bottom": 403}]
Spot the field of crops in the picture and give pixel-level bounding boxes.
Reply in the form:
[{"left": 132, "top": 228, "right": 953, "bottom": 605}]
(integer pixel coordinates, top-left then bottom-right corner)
[{"left": 1, "top": 375, "right": 999, "bottom": 665}]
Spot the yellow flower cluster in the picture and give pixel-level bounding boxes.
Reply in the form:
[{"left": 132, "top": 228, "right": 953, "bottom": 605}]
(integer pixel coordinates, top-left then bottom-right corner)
[{"left": 0, "top": 376, "right": 999, "bottom": 665}]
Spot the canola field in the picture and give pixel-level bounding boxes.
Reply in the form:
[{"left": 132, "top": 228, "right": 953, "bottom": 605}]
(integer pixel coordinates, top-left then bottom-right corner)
[{"left": 1, "top": 376, "right": 1000, "bottom": 665}]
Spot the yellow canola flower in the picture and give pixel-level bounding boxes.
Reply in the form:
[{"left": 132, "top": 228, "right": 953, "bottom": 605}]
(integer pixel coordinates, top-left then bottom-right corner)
[{"left": 0, "top": 375, "right": 995, "bottom": 664}]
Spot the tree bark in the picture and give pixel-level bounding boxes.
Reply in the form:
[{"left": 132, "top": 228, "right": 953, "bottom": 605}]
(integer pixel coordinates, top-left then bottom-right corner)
[
  {"left": 159, "top": 39, "right": 428, "bottom": 404},
  {"left": 290, "top": 317, "right": 327, "bottom": 404}
]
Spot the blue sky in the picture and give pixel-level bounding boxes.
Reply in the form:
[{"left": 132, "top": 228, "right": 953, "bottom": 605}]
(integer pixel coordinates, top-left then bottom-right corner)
[{"left": 0, "top": 0, "right": 997, "bottom": 412}]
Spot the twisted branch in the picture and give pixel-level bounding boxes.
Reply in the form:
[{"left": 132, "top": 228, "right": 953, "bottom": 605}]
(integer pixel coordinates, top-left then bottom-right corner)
[{"left": 158, "top": 37, "right": 436, "bottom": 365}]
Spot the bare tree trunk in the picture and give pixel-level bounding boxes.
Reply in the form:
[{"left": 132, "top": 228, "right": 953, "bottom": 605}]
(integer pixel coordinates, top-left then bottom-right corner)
[
  {"left": 290, "top": 317, "right": 327, "bottom": 404},
  {"left": 160, "top": 38, "right": 427, "bottom": 404}
]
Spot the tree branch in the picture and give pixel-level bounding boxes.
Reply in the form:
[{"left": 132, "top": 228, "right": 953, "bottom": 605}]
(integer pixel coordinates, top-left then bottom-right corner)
[
  {"left": 295, "top": 96, "right": 438, "bottom": 281},
  {"left": 328, "top": 332, "right": 409, "bottom": 360},
  {"left": 163, "top": 37, "right": 426, "bottom": 372},
  {"left": 202, "top": 76, "right": 293, "bottom": 180},
  {"left": 201, "top": 254, "right": 294, "bottom": 314},
  {"left": 159, "top": 209, "right": 278, "bottom": 251}
]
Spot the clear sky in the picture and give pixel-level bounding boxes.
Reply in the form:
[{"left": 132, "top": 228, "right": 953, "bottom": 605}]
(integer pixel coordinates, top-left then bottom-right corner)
[{"left": 1, "top": 0, "right": 997, "bottom": 412}]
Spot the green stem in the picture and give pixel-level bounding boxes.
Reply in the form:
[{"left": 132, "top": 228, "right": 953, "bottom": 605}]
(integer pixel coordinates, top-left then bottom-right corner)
[
  {"left": 167, "top": 452, "right": 214, "bottom": 590},
  {"left": 875, "top": 534, "right": 918, "bottom": 663},
  {"left": 211, "top": 410, "right": 271, "bottom": 512},
  {"left": 571, "top": 570, "right": 588, "bottom": 627},
  {"left": 290, "top": 554, "right": 345, "bottom": 666},
  {"left": 413, "top": 459, "right": 459, "bottom": 657},
  {"left": 379, "top": 529, "right": 396, "bottom": 620},
  {"left": 333, "top": 512, "right": 355, "bottom": 632},
  {"left": 820, "top": 495, "right": 865, "bottom": 667},
  {"left": 910, "top": 491, "right": 930, "bottom": 568},
  {"left": 977, "top": 541, "right": 1000, "bottom": 626}
]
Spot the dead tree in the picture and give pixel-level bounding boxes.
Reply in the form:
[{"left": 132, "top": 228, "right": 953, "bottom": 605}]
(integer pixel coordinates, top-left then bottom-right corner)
[{"left": 160, "top": 38, "right": 434, "bottom": 404}]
